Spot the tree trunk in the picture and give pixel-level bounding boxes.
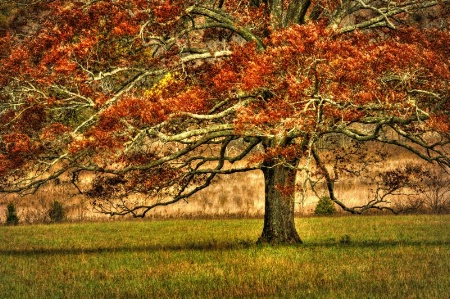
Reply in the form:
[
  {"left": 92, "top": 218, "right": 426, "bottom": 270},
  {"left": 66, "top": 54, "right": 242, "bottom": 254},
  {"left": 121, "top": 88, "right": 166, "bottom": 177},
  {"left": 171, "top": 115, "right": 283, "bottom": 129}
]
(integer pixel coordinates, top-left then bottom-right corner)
[{"left": 258, "top": 160, "right": 302, "bottom": 244}]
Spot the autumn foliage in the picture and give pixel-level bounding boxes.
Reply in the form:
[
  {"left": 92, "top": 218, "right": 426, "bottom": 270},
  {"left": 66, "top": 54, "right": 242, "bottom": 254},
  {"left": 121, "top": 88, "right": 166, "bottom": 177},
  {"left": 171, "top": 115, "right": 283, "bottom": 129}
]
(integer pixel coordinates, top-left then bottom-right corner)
[{"left": 0, "top": 0, "right": 449, "bottom": 242}]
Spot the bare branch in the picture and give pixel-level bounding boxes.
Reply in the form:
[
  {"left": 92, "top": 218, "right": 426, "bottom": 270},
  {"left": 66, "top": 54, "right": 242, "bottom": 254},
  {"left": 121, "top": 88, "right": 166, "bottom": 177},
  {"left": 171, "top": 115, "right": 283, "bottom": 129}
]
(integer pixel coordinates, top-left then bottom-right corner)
[
  {"left": 185, "top": 5, "right": 265, "bottom": 49},
  {"left": 339, "top": 0, "right": 449, "bottom": 33}
]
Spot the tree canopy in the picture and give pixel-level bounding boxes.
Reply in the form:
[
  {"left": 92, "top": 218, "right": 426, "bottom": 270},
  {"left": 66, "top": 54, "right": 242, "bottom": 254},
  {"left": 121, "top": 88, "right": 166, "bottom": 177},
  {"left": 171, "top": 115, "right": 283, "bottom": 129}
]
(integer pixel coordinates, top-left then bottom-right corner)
[{"left": 1, "top": 0, "right": 449, "bottom": 243}]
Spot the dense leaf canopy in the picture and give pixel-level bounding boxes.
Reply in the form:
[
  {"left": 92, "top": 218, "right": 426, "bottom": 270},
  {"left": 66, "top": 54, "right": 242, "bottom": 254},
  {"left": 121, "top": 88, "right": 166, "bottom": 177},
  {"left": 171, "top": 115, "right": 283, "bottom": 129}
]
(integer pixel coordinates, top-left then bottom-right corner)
[{"left": 0, "top": 0, "right": 449, "bottom": 221}]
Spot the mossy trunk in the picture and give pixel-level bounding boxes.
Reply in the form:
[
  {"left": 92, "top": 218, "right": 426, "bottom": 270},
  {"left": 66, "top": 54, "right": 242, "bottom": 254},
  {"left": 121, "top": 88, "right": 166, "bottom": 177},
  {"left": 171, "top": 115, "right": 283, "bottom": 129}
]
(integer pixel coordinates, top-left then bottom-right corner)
[{"left": 258, "top": 161, "right": 302, "bottom": 244}]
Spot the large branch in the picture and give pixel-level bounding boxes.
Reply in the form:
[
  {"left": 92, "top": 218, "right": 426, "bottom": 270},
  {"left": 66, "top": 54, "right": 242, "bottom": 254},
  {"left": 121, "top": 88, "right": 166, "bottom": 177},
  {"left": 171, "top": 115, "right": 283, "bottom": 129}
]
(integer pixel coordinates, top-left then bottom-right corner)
[
  {"left": 97, "top": 136, "right": 242, "bottom": 217},
  {"left": 185, "top": 5, "right": 265, "bottom": 50},
  {"left": 92, "top": 134, "right": 263, "bottom": 217},
  {"left": 80, "top": 128, "right": 236, "bottom": 175},
  {"left": 72, "top": 49, "right": 232, "bottom": 135},
  {"left": 338, "top": 0, "right": 448, "bottom": 33},
  {"left": 285, "top": 0, "right": 311, "bottom": 26},
  {"left": 149, "top": 124, "right": 234, "bottom": 143}
]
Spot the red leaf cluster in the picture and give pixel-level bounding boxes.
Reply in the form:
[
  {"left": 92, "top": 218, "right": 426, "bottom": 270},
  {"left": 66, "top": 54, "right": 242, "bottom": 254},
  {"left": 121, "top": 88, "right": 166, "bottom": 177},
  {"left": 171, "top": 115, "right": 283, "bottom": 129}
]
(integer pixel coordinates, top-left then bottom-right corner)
[
  {"left": 151, "top": 1, "right": 184, "bottom": 24},
  {"left": 2, "top": 133, "right": 34, "bottom": 155},
  {"left": 40, "top": 123, "right": 71, "bottom": 141}
]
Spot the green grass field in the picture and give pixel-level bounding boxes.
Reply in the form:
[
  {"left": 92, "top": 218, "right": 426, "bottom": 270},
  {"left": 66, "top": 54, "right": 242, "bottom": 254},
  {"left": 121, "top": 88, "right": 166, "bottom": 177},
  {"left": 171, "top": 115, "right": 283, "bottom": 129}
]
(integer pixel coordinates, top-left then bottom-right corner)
[{"left": 1, "top": 215, "right": 449, "bottom": 298}]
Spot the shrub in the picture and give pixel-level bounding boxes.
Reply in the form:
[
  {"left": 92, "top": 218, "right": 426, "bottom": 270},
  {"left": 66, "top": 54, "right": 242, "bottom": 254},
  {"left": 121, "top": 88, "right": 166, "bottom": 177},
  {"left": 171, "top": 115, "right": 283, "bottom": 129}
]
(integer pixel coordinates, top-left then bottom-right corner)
[
  {"left": 314, "top": 196, "right": 336, "bottom": 215},
  {"left": 339, "top": 234, "right": 351, "bottom": 245},
  {"left": 6, "top": 202, "right": 19, "bottom": 225},
  {"left": 48, "top": 200, "right": 66, "bottom": 223}
]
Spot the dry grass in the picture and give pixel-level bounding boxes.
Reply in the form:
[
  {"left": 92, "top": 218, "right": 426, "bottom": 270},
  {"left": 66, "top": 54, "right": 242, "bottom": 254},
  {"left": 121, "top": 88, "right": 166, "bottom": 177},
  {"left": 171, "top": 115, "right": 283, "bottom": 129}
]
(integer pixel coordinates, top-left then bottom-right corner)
[{"left": 1, "top": 141, "right": 447, "bottom": 223}]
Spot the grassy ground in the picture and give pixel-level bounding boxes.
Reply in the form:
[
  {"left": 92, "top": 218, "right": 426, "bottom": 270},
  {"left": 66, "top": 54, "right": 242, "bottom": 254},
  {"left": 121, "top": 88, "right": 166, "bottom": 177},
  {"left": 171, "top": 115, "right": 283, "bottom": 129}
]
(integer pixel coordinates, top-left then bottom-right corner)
[{"left": 0, "top": 215, "right": 449, "bottom": 298}]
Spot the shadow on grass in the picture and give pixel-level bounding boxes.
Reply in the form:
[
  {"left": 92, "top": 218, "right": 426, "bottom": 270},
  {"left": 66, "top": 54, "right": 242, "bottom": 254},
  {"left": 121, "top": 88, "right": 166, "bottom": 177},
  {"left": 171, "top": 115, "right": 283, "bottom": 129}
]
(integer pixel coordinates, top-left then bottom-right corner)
[{"left": 1, "top": 239, "right": 449, "bottom": 256}]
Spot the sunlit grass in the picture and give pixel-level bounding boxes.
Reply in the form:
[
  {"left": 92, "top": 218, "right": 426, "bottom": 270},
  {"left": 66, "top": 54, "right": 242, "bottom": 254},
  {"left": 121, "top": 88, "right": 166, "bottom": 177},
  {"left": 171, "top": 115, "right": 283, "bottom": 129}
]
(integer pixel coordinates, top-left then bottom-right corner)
[{"left": 1, "top": 215, "right": 449, "bottom": 298}]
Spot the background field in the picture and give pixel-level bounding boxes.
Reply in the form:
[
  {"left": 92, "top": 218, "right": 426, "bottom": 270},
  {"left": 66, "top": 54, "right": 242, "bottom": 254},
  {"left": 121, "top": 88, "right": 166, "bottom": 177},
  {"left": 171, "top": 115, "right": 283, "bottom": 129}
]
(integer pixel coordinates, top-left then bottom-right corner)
[
  {"left": 1, "top": 140, "right": 449, "bottom": 223},
  {"left": 1, "top": 215, "right": 449, "bottom": 298}
]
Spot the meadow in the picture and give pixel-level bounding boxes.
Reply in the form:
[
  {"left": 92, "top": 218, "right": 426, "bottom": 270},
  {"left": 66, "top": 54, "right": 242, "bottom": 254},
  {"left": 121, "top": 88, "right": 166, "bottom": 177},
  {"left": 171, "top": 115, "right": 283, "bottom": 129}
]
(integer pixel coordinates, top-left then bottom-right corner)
[{"left": 1, "top": 215, "right": 449, "bottom": 298}]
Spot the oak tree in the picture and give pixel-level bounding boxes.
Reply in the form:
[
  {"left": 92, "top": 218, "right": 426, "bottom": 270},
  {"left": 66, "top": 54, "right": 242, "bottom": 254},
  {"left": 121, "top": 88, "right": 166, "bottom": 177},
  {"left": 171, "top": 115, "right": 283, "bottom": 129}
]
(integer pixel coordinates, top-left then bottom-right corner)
[{"left": 1, "top": 0, "right": 449, "bottom": 243}]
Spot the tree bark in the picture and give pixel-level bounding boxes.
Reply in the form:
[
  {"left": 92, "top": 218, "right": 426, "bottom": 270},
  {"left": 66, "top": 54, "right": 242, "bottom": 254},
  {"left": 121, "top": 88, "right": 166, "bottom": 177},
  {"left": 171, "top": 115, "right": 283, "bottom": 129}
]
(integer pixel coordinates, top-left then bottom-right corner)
[{"left": 258, "top": 159, "right": 302, "bottom": 244}]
